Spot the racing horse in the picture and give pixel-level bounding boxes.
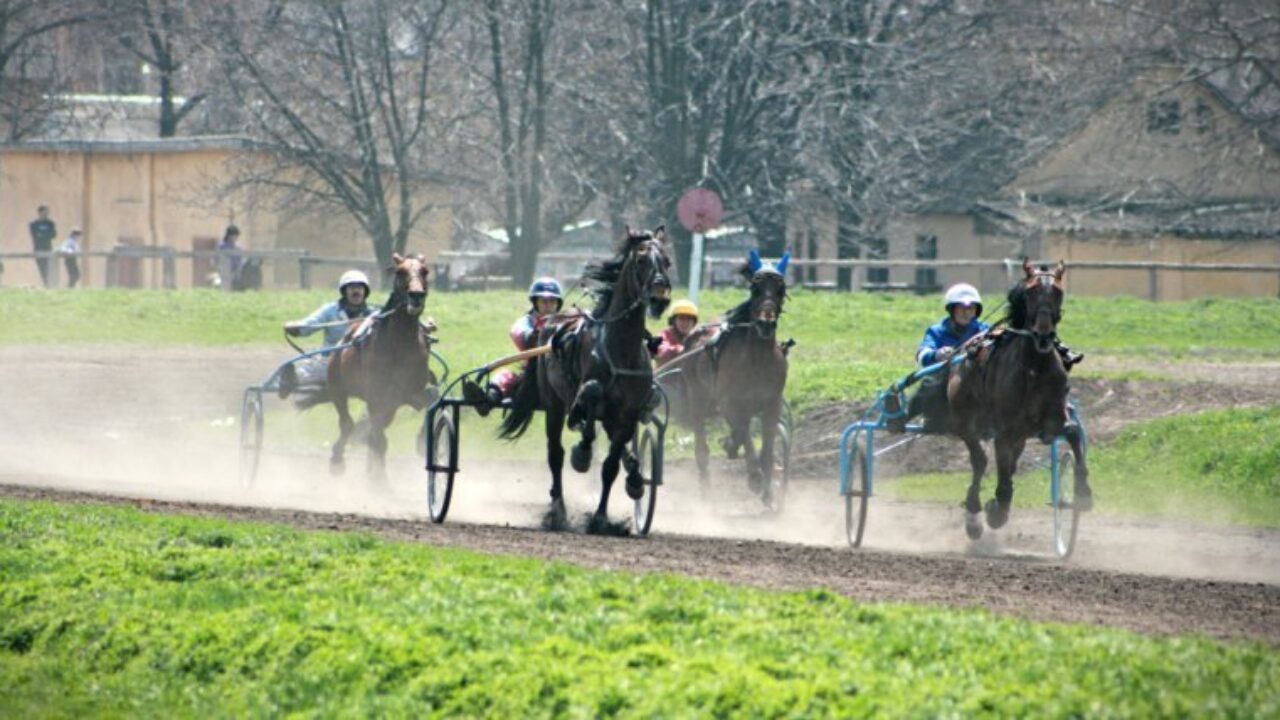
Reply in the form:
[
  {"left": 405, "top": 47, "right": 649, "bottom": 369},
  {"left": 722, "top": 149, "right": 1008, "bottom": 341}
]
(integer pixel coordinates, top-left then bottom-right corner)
[
  {"left": 947, "top": 258, "right": 1092, "bottom": 538},
  {"left": 499, "top": 227, "right": 672, "bottom": 533},
  {"left": 324, "top": 253, "right": 434, "bottom": 481},
  {"left": 661, "top": 250, "right": 790, "bottom": 505}
]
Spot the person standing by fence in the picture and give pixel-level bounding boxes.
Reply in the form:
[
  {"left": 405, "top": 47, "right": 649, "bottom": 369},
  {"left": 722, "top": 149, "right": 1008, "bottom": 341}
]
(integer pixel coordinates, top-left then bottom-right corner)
[
  {"left": 218, "top": 224, "right": 243, "bottom": 284},
  {"left": 59, "top": 228, "right": 82, "bottom": 289},
  {"left": 28, "top": 205, "right": 57, "bottom": 287}
]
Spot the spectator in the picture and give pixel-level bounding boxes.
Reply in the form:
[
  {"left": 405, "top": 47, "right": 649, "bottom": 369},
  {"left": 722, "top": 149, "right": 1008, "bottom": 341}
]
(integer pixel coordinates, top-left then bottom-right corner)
[
  {"left": 218, "top": 224, "right": 243, "bottom": 280},
  {"left": 28, "top": 205, "right": 57, "bottom": 287},
  {"left": 59, "top": 229, "right": 83, "bottom": 289}
]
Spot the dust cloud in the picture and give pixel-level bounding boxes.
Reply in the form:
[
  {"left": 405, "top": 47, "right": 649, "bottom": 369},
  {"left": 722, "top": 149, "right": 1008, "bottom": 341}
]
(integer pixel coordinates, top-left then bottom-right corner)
[{"left": 1, "top": 345, "right": 1276, "bottom": 586}]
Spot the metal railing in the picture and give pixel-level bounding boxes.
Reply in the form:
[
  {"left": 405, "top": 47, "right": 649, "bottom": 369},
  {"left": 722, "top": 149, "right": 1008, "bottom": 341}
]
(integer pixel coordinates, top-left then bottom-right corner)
[{"left": 3, "top": 248, "right": 1277, "bottom": 299}]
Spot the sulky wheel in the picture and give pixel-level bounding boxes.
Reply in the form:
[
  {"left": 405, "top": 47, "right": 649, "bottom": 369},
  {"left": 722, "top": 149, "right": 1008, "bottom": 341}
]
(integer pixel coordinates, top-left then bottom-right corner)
[
  {"left": 766, "top": 415, "right": 792, "bottom": 514},
  {"left": 426, "top": 412, "right": 457, "bottom": 523},
  {"left": 632, "top": 424, "right": 661, "bottom": 536},
  {"left": 238, "top": 389, "right": 264, "bottom": 489},
  {"left": 845, "top": 443, "right": 870, "bottom": 548},
  {"left": 1050, "top": 437, "right": 1083, "bottom": 559}
]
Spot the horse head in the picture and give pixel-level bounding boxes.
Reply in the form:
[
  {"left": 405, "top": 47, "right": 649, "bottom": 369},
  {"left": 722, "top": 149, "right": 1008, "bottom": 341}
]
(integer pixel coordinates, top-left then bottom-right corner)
[
  {"left": 389, "top": 252, "right": 430, "bottom": 317},
  {"left": 622, "top": 225, "right": 672, "bottom": 319},
  {"left": 739, "top": 249, "right": 789, "bottom": 339},
  {"left": 1018, "top": 257, "right": 1065, "bottom": 354}
]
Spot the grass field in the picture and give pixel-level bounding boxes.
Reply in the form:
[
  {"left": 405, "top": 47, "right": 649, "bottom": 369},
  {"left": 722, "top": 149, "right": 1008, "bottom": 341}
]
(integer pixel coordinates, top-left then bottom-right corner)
[
  {"left": 3, "top": 288, "right": 1279, "bottom": 412},
  {"left": 2, "top": 499, "right": 1276, "bottom": 717}
]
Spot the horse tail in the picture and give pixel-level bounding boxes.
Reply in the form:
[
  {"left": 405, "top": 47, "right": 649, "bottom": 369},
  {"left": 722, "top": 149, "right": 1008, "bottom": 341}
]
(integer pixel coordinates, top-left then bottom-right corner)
[{"left": 498, "top": 363, "right": 541, "bottom": 440}]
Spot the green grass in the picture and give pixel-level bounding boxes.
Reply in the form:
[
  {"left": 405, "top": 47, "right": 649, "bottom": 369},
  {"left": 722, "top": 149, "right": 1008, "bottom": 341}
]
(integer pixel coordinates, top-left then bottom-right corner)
[
  {"left": 882, "top": 406, "right": 1280, "bottom": 527},
  {"left": 2, "top": 499, "right": 1276, "bottom": 717},
  {"left": 3, "top": 288, "right": 1279, "bottom": 414}
]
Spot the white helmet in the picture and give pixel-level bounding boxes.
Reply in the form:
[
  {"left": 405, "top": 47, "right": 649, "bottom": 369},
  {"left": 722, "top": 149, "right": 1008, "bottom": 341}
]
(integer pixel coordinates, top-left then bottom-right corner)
[
  {"left": 944, "top": 283, "right": 983, "bottom": 317},
  {"left": 338, "top": 269, "right": 371, "bottom": 293}
]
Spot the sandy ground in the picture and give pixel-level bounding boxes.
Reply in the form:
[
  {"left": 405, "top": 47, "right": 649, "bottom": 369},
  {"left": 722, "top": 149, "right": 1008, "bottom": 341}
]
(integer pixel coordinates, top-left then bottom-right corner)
[{"left": 2, "top": 345, "right": 1278, "bottom": 643}]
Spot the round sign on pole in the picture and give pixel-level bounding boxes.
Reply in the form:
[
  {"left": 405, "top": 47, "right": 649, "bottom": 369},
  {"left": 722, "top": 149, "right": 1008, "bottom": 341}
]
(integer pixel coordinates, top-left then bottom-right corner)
[{"left": 677, "top": 188, "right": 723, "bottom": 234}]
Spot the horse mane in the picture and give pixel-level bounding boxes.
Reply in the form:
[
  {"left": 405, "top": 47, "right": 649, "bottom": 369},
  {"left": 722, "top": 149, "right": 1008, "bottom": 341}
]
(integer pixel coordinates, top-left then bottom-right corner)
[
  {"left": 1006, "top": 282, "right": 1028, "bottom": 329},
  {"left": 724, "top": 297, "right": 754, "bottom": 326},
  {"left": 583, "top": 231, "right": 649, "bottom": 315}
]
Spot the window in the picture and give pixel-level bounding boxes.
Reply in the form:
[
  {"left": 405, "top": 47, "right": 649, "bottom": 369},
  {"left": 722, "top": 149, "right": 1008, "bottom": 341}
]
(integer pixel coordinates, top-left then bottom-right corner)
[
  {"left": 864, "top": 237, "right": 888, "bottom": 285},
  {"left": 1146, "top": 99, "right": 1181, "bottom": 135},
  {"left": 1193, "top": 98, "right": 1214, "bottom": 134},
  {"left": 914, "top": 234, "right": 938, "bottom": 290}
]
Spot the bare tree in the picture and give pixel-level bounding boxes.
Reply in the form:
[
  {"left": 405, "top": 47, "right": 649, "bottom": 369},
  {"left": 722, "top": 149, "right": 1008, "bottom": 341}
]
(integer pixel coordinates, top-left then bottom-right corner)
[
  {"left": 213, "top": 0, "right": 461, "bottom": 271},
  {"left": 103, "top": 0, "right": 209, "bottom": 137},
  {"left": 0, "top": 0, "right": 96, "bottom": 140}
]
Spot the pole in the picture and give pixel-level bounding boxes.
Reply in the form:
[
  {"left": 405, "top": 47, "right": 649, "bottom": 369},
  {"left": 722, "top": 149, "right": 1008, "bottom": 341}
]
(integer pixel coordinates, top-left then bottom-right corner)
[{"left": 689, "top": 232, "right": 705, "bottom": 304}]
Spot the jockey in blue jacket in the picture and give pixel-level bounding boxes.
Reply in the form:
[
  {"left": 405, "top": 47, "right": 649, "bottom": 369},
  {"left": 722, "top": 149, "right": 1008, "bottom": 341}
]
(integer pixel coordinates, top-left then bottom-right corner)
[
  {"left": 916, "top": 283, "right": 990, "bottom": 367},
  {"left": 278, "top": 269, "right": 380, "bottom": 398},
  {"left": 890, "top": 283, "right": 989, "bottom": 434}
]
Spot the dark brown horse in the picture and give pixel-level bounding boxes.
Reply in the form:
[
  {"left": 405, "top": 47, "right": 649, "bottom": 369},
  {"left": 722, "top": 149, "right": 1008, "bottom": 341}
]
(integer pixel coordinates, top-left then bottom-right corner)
[
  {"left": 499, "top": 227, "right": 672, "bottom": 533},
  {"left": 324, "top": 253, "right": 434, "bottom": 481},
  {"left": 660, "top": 250, "right": 790, "bottom": 506},
  {"left": 948, "top": 258, "right": 1093, "bottom": 538}
]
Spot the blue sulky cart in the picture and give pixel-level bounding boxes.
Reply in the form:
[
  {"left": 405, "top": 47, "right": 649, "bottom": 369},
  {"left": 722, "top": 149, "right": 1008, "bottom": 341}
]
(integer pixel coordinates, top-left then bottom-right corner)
[
  {"left": 837, "top": 357, "right": 1088, "bottom": 559},
  {"left": 423, "top": 345, "right": 669, "bottom": 535},
  {"left": 238, "top": 326, "right": 446, "bottom": 488}
]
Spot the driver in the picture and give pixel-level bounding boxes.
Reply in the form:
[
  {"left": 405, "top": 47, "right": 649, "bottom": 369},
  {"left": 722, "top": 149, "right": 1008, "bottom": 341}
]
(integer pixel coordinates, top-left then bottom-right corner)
[
  {"left": 464, "top": 276, "right": 563, "bottom": 416},
  {"left": 278, "top": 269, "right": 379, "bottom": 398},
  {"left": 889, "top": 283, "right": 989, "bottom": 434},
  {"left": 653, "top": 299, "right": 699, "bottom": 367}
]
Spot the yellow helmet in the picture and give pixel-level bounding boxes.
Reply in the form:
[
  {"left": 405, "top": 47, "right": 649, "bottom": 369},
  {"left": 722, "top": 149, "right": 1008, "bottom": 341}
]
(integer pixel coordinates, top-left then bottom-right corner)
[{"left": 669, "top": 299, "right": 699, "bottom": 319}]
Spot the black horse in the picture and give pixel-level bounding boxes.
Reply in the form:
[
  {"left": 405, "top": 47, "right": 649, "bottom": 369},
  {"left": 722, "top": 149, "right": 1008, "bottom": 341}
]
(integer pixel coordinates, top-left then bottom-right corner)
[
  {"left": 661, "top": 250, "right": 790, "bottom": 505},
  {"left": 948, "top": 258, "right": 1093, "bottom": 538},
  {"left": 499, "top": 227, "right": 672, "bottom": 533}
]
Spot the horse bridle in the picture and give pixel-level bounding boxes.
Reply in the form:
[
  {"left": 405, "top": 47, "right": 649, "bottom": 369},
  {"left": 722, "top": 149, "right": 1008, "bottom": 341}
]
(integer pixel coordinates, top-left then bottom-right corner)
[
  {"left": 1022, "top": 269, "right": 1063, "bottom": 353},
  {"left": 594, "top": 238, "right": 668, "bottom": 378}
]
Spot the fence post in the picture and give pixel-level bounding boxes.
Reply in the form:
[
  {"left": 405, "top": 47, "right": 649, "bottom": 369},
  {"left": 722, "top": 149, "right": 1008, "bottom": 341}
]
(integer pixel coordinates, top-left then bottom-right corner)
[
  {"left": 47, "top": 251, "right": 61, "bottom": 288},
  {"left": 162, "top": 249, "right": 176, "bottom": 289},
  {"left": 1147, "top": 267, "right": 1158, "bottom": 301},
  {"left": 299, "top": 258, "right": 312, "bottom": 290}
]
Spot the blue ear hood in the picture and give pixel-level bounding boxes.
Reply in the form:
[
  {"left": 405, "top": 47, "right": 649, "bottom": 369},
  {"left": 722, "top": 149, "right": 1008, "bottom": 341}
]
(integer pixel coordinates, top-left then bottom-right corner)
[
  {"left": 748, "top": 249, "right": 763, "bottom": 273},
  {"left": 776, "top": 251, "right": 790, "bottom": 275}
]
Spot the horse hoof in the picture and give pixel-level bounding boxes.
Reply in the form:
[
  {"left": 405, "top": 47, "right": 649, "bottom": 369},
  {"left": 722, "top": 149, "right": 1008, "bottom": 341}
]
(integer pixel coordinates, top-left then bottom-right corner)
[
  {"left": 541, "top": 502, "right": 569, "bottom": 531},
  {"left": 329, "top": 459, "right": 345, "bottom": 476},
  {"left": 570, "top": 443, "right": 592, "bottom": 473},
  {"left": 985, "top": 498, "right": 1010, "bottom": 529},
  {"left": 746, "top": 469, "right": 764, "bottom": 494},
  {"left": 586, "top": 513, "right": 630, "bottom": 537},
  {"left": 965, "top": 512, "right": 984, "bottom": 539},
  {"left": 625, "top": 472, "right": 645, "bottom": 500}
]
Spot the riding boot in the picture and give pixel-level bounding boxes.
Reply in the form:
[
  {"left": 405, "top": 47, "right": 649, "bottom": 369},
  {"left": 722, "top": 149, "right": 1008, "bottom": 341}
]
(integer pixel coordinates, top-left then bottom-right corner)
[
  {"left": 462, "top": 379, "right": 494, "bottom": 417},
  {"left": 277, "top": 363, "right": 299, "bottom": 400},
  {"left": 1056, "top": 340, "right": 1084, "bottom": 370}
]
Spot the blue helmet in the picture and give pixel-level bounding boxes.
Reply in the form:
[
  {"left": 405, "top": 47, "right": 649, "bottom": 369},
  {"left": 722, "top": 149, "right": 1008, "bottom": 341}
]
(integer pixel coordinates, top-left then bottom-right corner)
[{"left": 528, "top": 277, "right": 563, "bottom": 301}]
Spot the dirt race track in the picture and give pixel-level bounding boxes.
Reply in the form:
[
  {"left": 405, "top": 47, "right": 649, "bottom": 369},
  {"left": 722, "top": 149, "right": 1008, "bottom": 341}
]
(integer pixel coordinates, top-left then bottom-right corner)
[{"left": 2, "top": 345, "right": 1278, "bottom": 645}]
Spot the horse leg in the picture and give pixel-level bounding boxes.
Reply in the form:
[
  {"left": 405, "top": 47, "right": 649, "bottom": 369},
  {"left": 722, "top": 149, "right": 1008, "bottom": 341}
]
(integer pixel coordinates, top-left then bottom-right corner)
[
  {"left": 1065, "top": 422, "right": 1093, "bottom": 512},
  {"left": 985, "top": 436, "right": 1024, "bottom": 530},
  {"left": 758, "top": 402, "right": 781, "bottom": 506},
  {"left": 569, "top": 382, "right": 601, "bottom": 473},
  {"left": 960, "top": 433, "right": 987, "bottom": 539},
  {"left": 542, "top": 403, "right": 569, "bottom": 531},
  {"left": 693, "top": 419, "right": 711, "bottom": 489},
  {"left": 588, "top": 431, "right": 632, "bottom": 536},
  {"left": 365, "top": 405, "right": 395, "bottom": 485},
  {"left": 330, "top": 393, "right": 355, "bottom": 476},
  {"left": 730, "top": 416, "right": 762, "bottom": 494}
]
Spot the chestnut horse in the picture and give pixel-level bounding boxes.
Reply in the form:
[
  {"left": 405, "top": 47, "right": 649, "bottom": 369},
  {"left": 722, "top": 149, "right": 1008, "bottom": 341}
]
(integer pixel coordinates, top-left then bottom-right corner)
[
  {"left": 499, "top": 227, "right": 672, "bottom": 533},
  {"left": 325, "top": 253, "right": 434, "bottom": 481},
  {"left": 660, "top": 250, "right": 790, "bottom": 506},
  {"left": 947, "top": 258, "right": 1093, "bottom": 538}
]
